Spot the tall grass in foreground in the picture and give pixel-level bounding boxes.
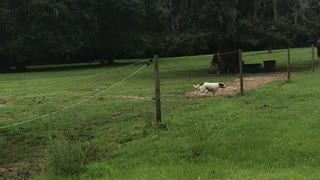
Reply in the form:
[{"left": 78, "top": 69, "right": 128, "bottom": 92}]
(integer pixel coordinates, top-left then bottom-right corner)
[{"left": 46, "top": 138, "right": 105, "bottom": 177}]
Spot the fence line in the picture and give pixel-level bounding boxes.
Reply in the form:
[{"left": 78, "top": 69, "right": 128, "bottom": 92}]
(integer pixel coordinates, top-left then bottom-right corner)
[
  {"left": 243, "top": 50, "right": 288, "bottom": 57},
  {"left": 0, "top": 63, "right": 148, "bottom": 130},
  {"left": 211, "top": 49, "right": 290, "bottom": 57},
  {"left": 78, "top": 59, "right": 149, "bottom": 80},
  {"left": 212, "top": 50, "right": 239, "bottom": 56},
  {"left": 33, "top": 59, "right": 150, "bottom": 92},
  {"left": 2, "top": 59, "right": 149, "bottom": 95},
  {"left": 296, "top": 45, "right": 313, "bottom": 49}
]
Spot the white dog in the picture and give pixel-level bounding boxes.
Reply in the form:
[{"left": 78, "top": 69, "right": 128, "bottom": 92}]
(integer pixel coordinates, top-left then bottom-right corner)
[{"left": 193, "top": 82, "right": 226, "bottom": 96}]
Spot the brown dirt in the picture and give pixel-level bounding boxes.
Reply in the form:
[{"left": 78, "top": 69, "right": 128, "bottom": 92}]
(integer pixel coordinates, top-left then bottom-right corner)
[
  {"left": 0, "top": 99, "right": 6, "bottom": 107},
  {"left": 0, "top": 161, "right": 44, "bottom": 179},
  {"left": 186, "top": 72, "right": 296, "bottom": 98},
  {"left": 0, "top": 167, "right": 19, "bottom": 179},
  {"left": 107, "top": 95, "right": 149, "bottom": 100}
]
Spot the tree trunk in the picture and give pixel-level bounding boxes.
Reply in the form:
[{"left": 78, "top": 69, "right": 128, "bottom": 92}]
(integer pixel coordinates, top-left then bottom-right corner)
[
  {"left": 167, "top": 1, "right": 176, "bottom": 37},
  {"left": 213, "top": 49, "right": 240, "bottom": 74},
  {"left": 211, "top": 0, "right": 243, "bottom": 74},
  {"left": 0, "top": 61, "right": 10, "bottom": 73},
  {"left": 317, "top": 39, "right": 320, "bottom": 58},
  {"left": 99, "top": 59, "right": 105, "bottom": 66},
  {"left": 171, "top": 15, "right": 176, "bottom": 37},
  {"left": 106, "top": 59, "right": 114, "bottom": 65},
  {"left": 253, "top": 0, "right": 261, "bottom": 17},
  {"left": 293, "top": 10, "right": 299, "bottom": 25},
  {"left": 16, "top": 62, "right": 27, "bottom": 72},
  {"left": 273, "top": 0, "right": 278, "bottom": 20}
]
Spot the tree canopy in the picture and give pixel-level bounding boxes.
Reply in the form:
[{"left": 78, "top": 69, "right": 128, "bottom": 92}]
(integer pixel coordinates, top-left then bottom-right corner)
[{"left": 0, "top": 0, "right": 320, "bottom": 71}]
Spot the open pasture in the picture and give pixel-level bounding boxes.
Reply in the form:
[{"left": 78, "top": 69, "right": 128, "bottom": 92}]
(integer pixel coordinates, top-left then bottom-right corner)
[{"left": 1, "top": 48, "right": 320, "bottom": 179}]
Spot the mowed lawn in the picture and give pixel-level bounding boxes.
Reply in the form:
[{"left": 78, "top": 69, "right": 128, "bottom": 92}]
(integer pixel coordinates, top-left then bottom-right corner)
[{"left": 1, "top": 48, "right": 320, "bottom": 179}]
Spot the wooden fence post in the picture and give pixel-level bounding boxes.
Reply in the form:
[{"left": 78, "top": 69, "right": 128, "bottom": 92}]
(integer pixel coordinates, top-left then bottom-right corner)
[
  {"left": 154, "top": 55, "right": 161, "bottom": 125},
  {"left": 312, "top": 44, "right": 315, "bottom": 72},
  {"left": 287, "top": 47, "right": 291, "bottom": 81},
  {"left": 239, "top": 49, "right": 244, "bottom": 96}
]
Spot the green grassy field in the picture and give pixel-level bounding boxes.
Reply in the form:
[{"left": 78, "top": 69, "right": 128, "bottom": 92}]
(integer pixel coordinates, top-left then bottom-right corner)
[{"left": 1, "top": 48, "right": 320, "bottom": 179}]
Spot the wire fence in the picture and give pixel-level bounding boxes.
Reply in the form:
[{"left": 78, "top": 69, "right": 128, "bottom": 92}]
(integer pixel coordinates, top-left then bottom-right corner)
[
  {"left": 0, "top": 63, "right": 149, "bottom": 129},
  {"left": 242, "top": 45, "right": 318, "bottom": 71},
  {"left": 243, "top": 49, "right": 288, "bottom": 57},
  {"left": 207, "top": 45, "right": 319, "bottom": 95},
  {"left": 1, "top": 45, "right": 319, "bottom": 129},
  {"left": 14, "top": 59, "right": 151, "bottom": 93}
]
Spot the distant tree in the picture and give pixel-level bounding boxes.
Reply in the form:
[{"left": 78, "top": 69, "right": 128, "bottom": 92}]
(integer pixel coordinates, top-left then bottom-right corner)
[
  {"left": 0, "top": 0, "right": 17, "bottom": 72},
  {"left": 95, "top": 0, "right": 148, "bottom": 61},
  {"left": 1, "top": 0, "right": 320, "bottom": 72}
]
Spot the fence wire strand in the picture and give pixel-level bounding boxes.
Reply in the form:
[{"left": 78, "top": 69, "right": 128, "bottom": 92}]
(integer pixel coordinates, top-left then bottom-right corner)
[{"left": 212, "top": 50, "right": 239, "bottom": 56}]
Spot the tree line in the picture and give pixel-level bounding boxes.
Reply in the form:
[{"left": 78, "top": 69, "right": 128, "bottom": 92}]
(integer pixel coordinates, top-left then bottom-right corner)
[{"left": 1, "top": 0, "right": 319, "bottom": 71}]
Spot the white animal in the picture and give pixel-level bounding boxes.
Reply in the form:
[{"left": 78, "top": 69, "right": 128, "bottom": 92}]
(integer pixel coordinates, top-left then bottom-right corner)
[{"left": 193, "top": 82, "right": 226, "bottom": 96}]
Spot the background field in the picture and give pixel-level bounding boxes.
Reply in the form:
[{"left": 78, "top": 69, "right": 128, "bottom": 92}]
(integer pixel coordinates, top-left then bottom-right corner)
[{"left": 1, "top": 48, "right": 320, "bottom": 179}]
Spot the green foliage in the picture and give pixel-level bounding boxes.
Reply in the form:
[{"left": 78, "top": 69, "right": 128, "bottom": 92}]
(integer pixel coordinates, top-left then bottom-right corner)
[
  {"left": 1, "top": 0, "right": 320, "bottom": 70},
  {"left": 240, "top": 17, "right": 291, "bottom": 49}
]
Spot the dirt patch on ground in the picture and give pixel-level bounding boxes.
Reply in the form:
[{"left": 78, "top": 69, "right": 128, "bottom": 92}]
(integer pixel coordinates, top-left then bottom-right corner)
[
  {"left": 0, "top": 162, "right": 44, "bottom": 179},
  {"left": 0, "top": 99, "right": 6, "bottom": 107},
  {"left": 186, "top": 72, "right": 296, "bottom": 98},
  {"left": 0, "top": 167, "right": 19, "bottom": 179},
  {"left": 108, "top": 95, "right": 150, "bottom": 100}
]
